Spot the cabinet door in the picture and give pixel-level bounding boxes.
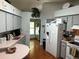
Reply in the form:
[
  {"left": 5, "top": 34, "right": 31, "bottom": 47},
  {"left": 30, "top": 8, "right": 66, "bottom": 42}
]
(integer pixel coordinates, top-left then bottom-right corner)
[
  {"left": 67, "top": 16, "right": 73, "bottom": 31},
  {"left": 66, "top": 46, "right": 73, "bottom": 59},
  {"left": 0, "top": 11, "right": 6, "bottom": 33},
  {"left": 61, "top": 42, "right": 66, "bottom": 59},
  {"left": 13, "top": 16, "right": 21, "bottom": 29},
  {"left": 50, "top": 24, "right": 58, "bottom": 57},
  {"left": 17, "top": 16, "right": 21, "bottom": 29},
  {"left": 61, "top": 17, "right": 68, "bottom": 30},
  {"left": 6, "top": 13, "right": 13, "bottom": 31},
  {"left": 13, "top": 15, "right": 19, "bottom": 29},
  {"left": 73, "top": 15, "right": 79, "bottom": 25},
  {"left": 66, "top": 46, "right": 70, "bottom": 58}
]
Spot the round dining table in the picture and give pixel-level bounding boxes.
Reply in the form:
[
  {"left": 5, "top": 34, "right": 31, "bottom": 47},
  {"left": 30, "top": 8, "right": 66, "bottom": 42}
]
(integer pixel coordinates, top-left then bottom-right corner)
[{"left": 0, "top": 44, "right": 29, "bottom": 59}]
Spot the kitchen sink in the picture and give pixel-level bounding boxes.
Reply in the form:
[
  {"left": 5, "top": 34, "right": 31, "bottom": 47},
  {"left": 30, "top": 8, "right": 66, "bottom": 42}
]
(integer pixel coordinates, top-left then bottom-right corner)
[{"left": 69, "top": 42, "right": 79, "bottom": 46}]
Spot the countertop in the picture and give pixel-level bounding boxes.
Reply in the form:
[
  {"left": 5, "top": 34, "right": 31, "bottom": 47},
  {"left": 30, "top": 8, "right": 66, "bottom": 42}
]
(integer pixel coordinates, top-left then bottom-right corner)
[
  {"left": 62, "top": 39, "right": 79, "bottom": 50},
  {"left": 0, "top": 33, "right": 25, "bottom": 49}
]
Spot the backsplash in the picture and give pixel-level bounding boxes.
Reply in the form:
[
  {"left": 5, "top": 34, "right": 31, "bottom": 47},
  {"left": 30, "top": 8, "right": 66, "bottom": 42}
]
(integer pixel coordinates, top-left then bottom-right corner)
[
  {"left": 73, "top": 29, "right": 79, "bottom": 36},
  {"left": 0, "top": 29, "right": 21, "bottom": 38}
]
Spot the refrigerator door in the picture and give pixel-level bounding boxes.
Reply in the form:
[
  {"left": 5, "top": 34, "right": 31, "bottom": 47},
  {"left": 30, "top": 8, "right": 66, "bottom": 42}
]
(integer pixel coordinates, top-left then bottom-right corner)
[
  {"left": 50, "top": 24, "right": 58, "bottom": 57},
  {"left": 45, "top": 22, "right": 63, "bottom": 58},
  {"left": 45, "top": 23, "right": 51, "bottom": 53}
]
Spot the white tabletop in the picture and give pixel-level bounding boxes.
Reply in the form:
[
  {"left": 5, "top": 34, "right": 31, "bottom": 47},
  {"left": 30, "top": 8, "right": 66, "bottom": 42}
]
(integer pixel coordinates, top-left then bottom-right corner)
[{"left": 0, "top": 44, "right": 29, "bottom": 59}]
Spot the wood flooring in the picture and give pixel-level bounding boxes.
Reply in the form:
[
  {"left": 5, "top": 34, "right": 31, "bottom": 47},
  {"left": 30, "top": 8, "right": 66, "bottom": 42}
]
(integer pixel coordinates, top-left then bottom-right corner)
[{"left": 25, "top": 39, "right": 56, "bottom": 59}]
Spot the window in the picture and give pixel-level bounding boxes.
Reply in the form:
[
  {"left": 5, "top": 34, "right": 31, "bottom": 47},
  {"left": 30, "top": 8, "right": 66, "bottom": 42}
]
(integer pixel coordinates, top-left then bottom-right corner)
[{"left": 30, "top": 22, "right": 34, "bottom": 35}]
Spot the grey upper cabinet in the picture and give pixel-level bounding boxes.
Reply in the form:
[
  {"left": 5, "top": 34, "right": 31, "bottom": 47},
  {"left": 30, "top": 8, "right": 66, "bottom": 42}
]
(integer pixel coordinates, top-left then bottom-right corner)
[
  {"left": 0, "top": 11, "right": 6, "bottom": 33},
  {"left": 0, "top": 0, "right": 21, "bottom": 16},
  {"left": 0, "top": 0, "right": 22, "bottom": 32},
  {"left": 61, "top": 16, "right": 73, "bottom": 31},
  {"left": 61, "top": 17, "right": 68, "bottom": 30},
  {"left": 6, "top": 13, "right": 14, "bottom": 31},
  {"left": 67, "top": 16, "right": 73, "bottom": 31},
  {"left": 73, "top": 15, "right": 79, "bottom": 25},
  {"left": 61, "top": 17, "right": 68, "bottom": 22}
]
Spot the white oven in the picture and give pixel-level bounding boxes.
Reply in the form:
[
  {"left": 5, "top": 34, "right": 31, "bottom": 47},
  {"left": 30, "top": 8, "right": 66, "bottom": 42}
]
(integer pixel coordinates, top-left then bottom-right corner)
[{"left": 66, "top": 43, "right": 79, "bottom": 59}]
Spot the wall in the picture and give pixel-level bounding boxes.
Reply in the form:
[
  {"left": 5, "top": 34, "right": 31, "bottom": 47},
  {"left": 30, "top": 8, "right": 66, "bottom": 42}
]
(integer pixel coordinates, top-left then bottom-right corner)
[
  {"left": 40, "top": 2, "right": 63, "bottom": 45},
  {"left": 21, "top": 12, "right": 32, "bottom": 46}
]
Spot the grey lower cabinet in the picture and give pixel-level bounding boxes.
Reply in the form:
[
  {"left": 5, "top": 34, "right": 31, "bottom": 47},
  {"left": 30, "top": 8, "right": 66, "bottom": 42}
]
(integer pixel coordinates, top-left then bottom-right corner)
[
  {"left": 66, "top": 45, "right": 73, "bottom": 59},
  {"left": 0, "top": 11, "right": 6, "bottom": 33},
  {"left": 61, "top": 41, "right": 67, "bottom": 59}
]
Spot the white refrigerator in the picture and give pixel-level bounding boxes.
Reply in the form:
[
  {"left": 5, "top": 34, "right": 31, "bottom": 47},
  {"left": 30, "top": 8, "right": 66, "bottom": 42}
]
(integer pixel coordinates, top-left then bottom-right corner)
[
  {"left": 46, "top": 21, "right": 63, "bottom": 58},
  {"left": 45, "top": 23, "right": 51, "bottom": 54}
]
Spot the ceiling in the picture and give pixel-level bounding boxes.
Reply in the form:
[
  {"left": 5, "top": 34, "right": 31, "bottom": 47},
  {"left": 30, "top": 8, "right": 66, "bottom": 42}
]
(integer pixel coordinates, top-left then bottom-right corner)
[{"left": 9, "top": 0, "right": 71, "bottom": 11}]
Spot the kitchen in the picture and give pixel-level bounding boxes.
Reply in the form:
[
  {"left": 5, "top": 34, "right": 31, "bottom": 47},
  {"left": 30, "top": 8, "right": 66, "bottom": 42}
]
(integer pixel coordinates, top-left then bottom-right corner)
[{"left": 0, "top": 0, "right": 79, "bottom": 59}]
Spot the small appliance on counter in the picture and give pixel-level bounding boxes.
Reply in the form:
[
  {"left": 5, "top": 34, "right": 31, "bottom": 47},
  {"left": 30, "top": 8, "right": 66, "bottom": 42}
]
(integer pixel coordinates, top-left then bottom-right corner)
[
  {"left": 6, "top": 33, "right": 14, "bottom": 41},
  {"left": 63, "top": 31, "right": 75, "bottom": 41},
  {"left": 10, "top": 29, "right": 21, "bottom": 40},
  {"left": 0, "top": 37, "right": 6, "bottom": 44},
  {"left": 9, "top": 34, "right": 14, "bottom": 40}
]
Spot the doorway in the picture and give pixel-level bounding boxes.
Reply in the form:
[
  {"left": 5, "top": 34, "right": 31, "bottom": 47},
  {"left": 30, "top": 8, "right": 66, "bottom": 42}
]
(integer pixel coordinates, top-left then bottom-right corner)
[{"left": 30, "top": 19, "right": 41, "bottom": 40}]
